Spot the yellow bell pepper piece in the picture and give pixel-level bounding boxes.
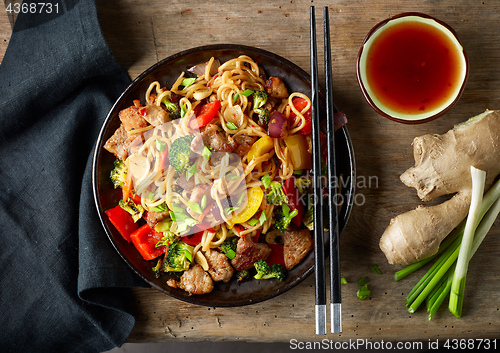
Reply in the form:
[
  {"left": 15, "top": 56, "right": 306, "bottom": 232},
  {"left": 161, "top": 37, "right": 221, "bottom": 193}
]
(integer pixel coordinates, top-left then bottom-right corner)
[
  {"left": 247, "top": 136, "right": 274, "bottom": 162},
  {"left": 227, "top": 187, "right": 264, "bottom": 228}
]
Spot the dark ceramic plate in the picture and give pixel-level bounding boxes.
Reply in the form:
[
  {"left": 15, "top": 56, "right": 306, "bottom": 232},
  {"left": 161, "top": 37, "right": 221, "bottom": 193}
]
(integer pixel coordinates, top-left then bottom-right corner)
[{"left": 92, "top": 44, "right": 355, "bottom": 307}]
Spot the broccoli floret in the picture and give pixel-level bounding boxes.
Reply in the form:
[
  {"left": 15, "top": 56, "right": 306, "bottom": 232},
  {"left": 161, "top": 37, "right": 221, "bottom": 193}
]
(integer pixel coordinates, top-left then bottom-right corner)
[
  {"left": 119, "top": 197, "right": 144, "bottom": 222},
  {"left": 266, "top": 181, "right": 289, "bottom": 206},
  {"left": 295, "top": 176, "right": 312, "bottom": 194},
  {"left": 303, "top": 205, "right": 314, "bottom": 231},
  {"left": 110, "top": 159, "right": 127, "bottom": 189},
  {"left": 253, "top": 259, "right": 286, "bottom": 281},
  {"left": 168, "top": 135, "right": 195, "bottom": 174},
  {"left": 162, "top": 97, "right": 181, "bottom": 119},
  {"left": 252, "top": 91, "right": 270, "bottom": 125},
  {"left": 219, "top": 237, "right": 238, "bottom": 259},
  {"left": 252, "top": 91, "right": 268, "bottom": 110},
  {"left": 162, "top": 241, "right": 194, "bottom": 272},
  {"left": 274, "top": 204, "right": 298, "bottom": 232},
  {"left": 237, "top": 270, "right": 250, "bottom": 282}
]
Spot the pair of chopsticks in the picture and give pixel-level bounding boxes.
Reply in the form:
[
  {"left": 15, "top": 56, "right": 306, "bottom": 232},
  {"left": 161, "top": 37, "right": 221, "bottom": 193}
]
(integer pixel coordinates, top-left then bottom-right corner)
[{"left": 310, "top": 5, "right": 342, "bottom": 335}]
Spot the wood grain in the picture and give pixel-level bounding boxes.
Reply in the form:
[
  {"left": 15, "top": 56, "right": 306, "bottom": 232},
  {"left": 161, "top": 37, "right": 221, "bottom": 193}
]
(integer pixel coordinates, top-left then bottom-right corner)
[{"left": 2, "top": 0, "right": 499, "bottom": 344}]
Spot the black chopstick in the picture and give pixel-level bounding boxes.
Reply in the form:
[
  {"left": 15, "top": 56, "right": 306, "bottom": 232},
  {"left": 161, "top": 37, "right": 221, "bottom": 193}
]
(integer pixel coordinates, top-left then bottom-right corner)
[
  {"left": 324, "top": 6, "right": 342, "bottom": 334},
  {"left": 310, "top": 5, "right": 326, "bottom": 336}
]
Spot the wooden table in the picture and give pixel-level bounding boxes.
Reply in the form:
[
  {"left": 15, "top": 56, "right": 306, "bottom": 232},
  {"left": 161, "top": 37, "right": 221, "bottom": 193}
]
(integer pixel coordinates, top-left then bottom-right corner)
[{"left": 2, "top": 0, "right": 499, "bottom": 345}]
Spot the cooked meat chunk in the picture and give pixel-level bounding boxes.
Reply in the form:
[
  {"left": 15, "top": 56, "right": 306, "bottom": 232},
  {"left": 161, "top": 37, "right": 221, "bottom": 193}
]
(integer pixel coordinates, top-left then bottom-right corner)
[
  {"left": 104, "top": 124, "right": 129, "bottom": 160},
  {"left": 190, "top": 134, "right": 205, "bottom": 155},
  {"left": 177, "top": 264, "right": 214, "bottom": 295},
  {"left": 176, "top": 173, "right": 196, "bottom": 191},
  {"left": 189, "top": 184, "right": 211, "bottom": 204},
  {"left": 233, "top": 134, "right": 257, "bottom": 158},
  {"left": 231, "top": 235, "right": 271, "bottom": 271},
  {"left": 146, "top": 210, "right": 169, "bottom": 228},
  {"left": 141, "top": 103, "right": 169, "bottom": 127},
  {"left": 118, "top": 105, "right": 148, "bottom": 132},
  {"left": 265, "top": 76, "right": 289, "bottom": 99},
  {"left": 283, "top": 228, "right": 314, "bottom": 270},
  {"left": 205, "top": 249, "right": 234, "bottom": 283},
  {"left": 201, "top": 124, "right": 237, "bottom": 152}
]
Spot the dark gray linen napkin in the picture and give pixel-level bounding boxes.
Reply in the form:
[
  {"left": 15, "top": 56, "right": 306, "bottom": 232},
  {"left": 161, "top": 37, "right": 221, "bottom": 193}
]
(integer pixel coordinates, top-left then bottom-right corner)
[{"left": 0, "top": 0, "right": 147, "bottom": 352}]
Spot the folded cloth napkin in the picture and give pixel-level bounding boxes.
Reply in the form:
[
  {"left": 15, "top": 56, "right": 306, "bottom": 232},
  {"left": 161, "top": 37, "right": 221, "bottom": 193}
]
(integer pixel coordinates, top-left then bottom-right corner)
[{"left": 0, "top": 0, "right": 147, "bottom": 352}]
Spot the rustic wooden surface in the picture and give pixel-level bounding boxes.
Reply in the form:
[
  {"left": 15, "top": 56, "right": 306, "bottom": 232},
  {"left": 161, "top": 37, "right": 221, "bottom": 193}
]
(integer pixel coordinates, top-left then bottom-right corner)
[{"left": 2, "top": 0, "right": 499, "bottom": 344}]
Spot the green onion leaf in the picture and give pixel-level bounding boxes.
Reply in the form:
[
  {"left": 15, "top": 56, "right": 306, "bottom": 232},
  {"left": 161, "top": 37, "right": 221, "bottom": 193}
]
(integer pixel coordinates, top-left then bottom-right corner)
[
  {"left": 259, "top": 211, "right": 267, "bottom": 225},
  {"left": 226, "top": 122, "right": 238, "bottom": 130},
  {"left": 156, "top": 139, "right": 166, "bottom": 152},
  {"left": 185, "top": 218, "right": 199, "bottom": 227},
  {"left": 151, "top": 202, "right": 168, "bottom": 213},
  {"left": 171, "top": 203, "right": 184, "bottom": 213},
  {"left": 202, "top": 146, "right": 211, "bottom": 160},
  {"left": 240, "top": 89, "right": 254, "bottom": 96},
  {"left": 247, "top": 218, "right": 259, "bottom": 226},
  {"left": 200, "top": 195, "right": 207, "bottom": 210},
  {"left": 186, "top": 164, "right": 198, "bottom": 181},
  {"left": 357, "top": 277, "right": 367, "bottom": 287},
  {"left": 188, "top": 201, "right": 202, "bottom": 215},
  {"left": 341, "top": 277, "right": 348, "bottom": 284},
  {"left": 357, "top": 285, "right": 371, "bottom": 300},
  {"left": 181, "top": 77, "right": 196, "bottom": 88},
  {"left": 261, "top": 174, "right": 271, "bottom": 189},
  {"left": 180, "top": 103, "right": 187, "bottom": 118},
  {"left": 233, "top": 93, "right": 240, "bottom": 102},
  {"left": 370, "top": 264, "right": 383, "bottom": 275},
  {"left": 177, "top": 222, "right": 188, "bottom": 233}
]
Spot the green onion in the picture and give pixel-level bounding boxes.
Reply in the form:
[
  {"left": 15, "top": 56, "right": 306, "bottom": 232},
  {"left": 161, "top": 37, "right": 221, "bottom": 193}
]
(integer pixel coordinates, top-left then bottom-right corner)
[
  {"left": 240, "top": 89, "right": 254, "bottom": 96},
  {"left": 226, "top": 122, "right": 238, "bottom": 130},
  {"left": 202, "top": 146, "right": 211, "bottom": 160},
  {"left": 177, "top": 222, "right": 188, "bottom": 233},
  {"left": 370, "top": 264, "right": 383, "bottom": 275},
  {"left": 180, "top": 103, "right": 187, "bottom": 118},
  {"left": 341, "top": 277, "right": 348, "bottom": 284},
  {"left": 259, "top": 211, "right": 267, "bottom": 225},
  {"left": 151, "top": 202, "right": 168, "bottom": 213},
  {"left": 181, "top": 77, "right": 196, "bottom": 88},
  {"left": 247, "top": 218, "right": 259, "bottom": 226},
  {"left": 186, "top": 164, "right": 197, "bottom": 181},
  {"left": 357, "top": 285, "right": 371, "bottom": 300},
  {"left": 188, "top": 201, "right": 202, "bottom": 215},
  {"left": 261, "top": 174, "right": 271, "bottom": 189},
  {"left": 449, "top": 166, "right": 486, "bottom": 318},
  {"left": 233, "top": 93, "right": 240, "bottom": 102},
  {"left": 200, "top": 195, "right": 207, "bottom": 210},
  {"left": 184, "top": 218, "right": 199, "bottom": 227},
  {"left": 171, "top": 203, "right": 184, "bottom": 213},
  {"left": 357, "top": 277, "right": 367, "bottom": 286},
  {"left": 156, "top": 139, "right": 166, "bottom": 152}
]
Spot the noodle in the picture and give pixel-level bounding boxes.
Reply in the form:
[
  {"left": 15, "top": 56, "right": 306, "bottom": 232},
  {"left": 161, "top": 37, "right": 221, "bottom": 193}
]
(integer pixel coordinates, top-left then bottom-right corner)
[{"left": 106, "top": 55, "right": 315, "bottom": 290}]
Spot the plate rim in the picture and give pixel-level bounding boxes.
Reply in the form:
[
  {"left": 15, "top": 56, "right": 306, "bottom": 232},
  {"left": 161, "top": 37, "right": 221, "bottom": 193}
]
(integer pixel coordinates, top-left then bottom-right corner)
[{"left": 92, "top": 44, "right": 356, "bottom": 307}]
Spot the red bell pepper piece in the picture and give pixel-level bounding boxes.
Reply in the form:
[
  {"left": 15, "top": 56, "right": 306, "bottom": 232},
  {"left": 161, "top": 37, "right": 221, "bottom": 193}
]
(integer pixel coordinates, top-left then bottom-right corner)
[
  {"left": 181, "top": 231, "right": 204, "bottom": 246},
  {"left": 283, "top": 177, "right": 304, "bottom": 227},
  {"left": 289, "top": 97, "right": 312, "bottom": 135},
  {"left": 130, "top": 224, "right": 166, "bottom": 261},
  {"left": 189, "top": 100, "right": 221, "bottom": 129},
  {"left": 105, "top": 205, "right": 138, "bottom": 242},
  {"left": 266, "top": 244, "right": 285, "bottom": 267}
]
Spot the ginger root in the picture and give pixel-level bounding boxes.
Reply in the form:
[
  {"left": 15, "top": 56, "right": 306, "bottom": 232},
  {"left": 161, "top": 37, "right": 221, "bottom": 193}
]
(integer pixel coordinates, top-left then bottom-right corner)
[{"left": 380, "top": 110, "right": 500, "bottom": 265}]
